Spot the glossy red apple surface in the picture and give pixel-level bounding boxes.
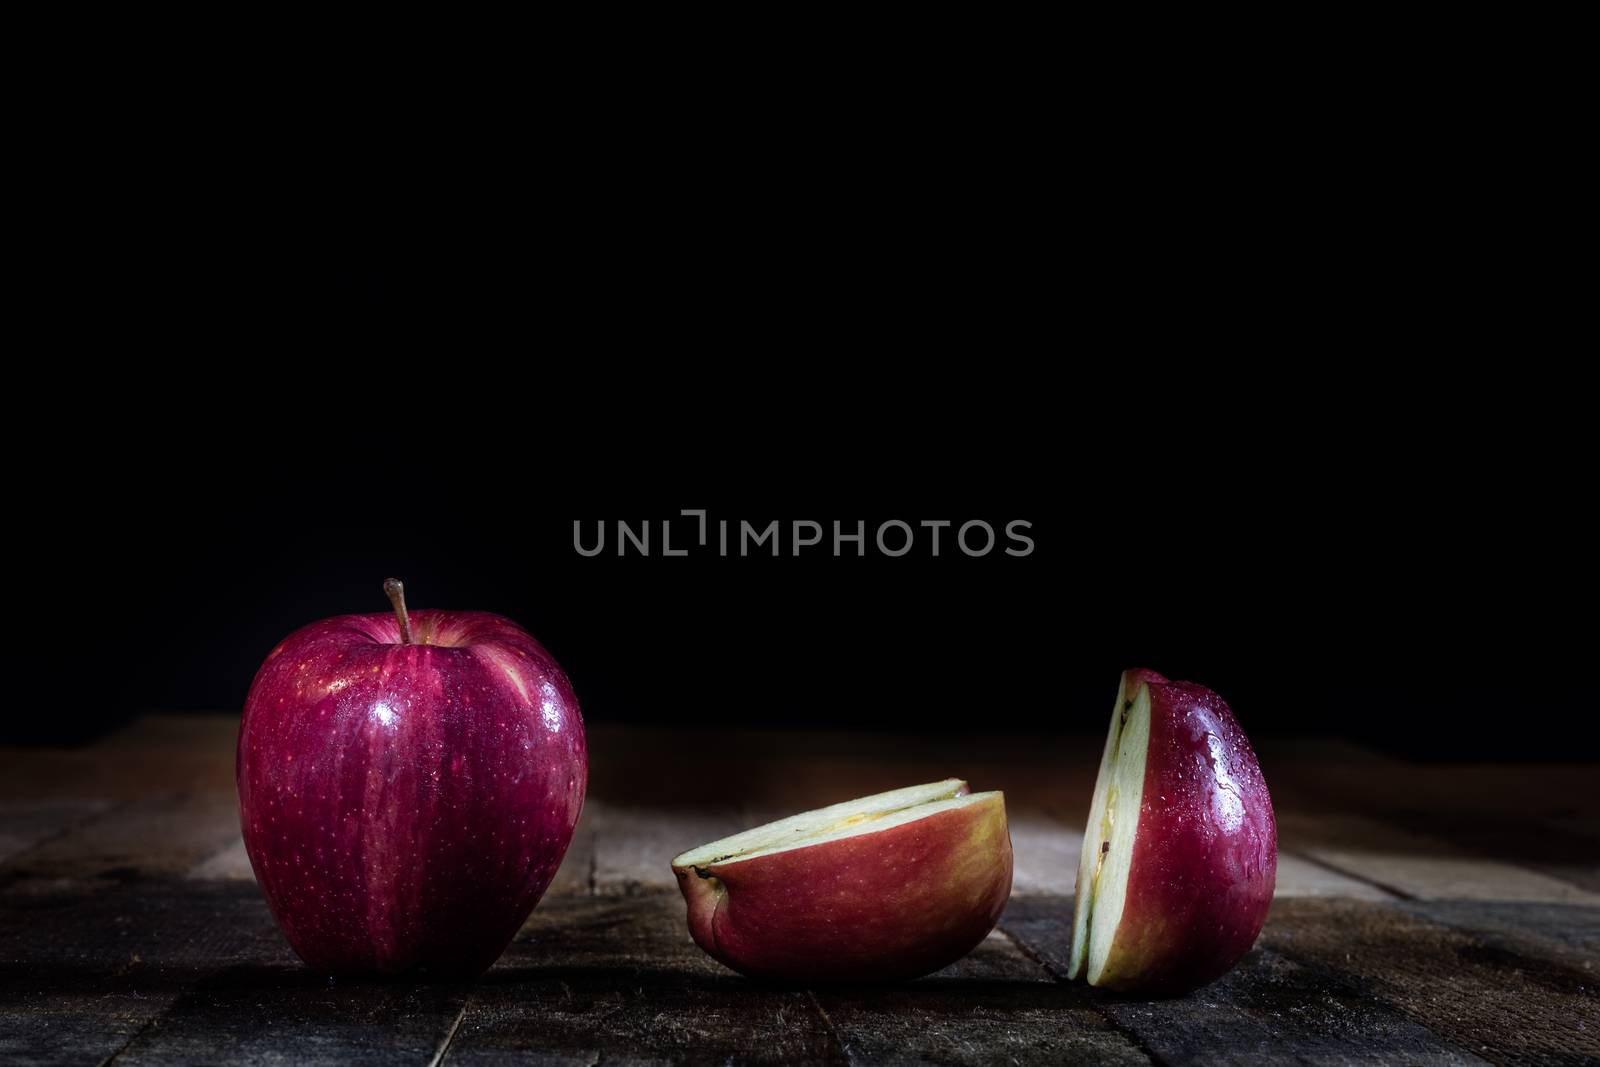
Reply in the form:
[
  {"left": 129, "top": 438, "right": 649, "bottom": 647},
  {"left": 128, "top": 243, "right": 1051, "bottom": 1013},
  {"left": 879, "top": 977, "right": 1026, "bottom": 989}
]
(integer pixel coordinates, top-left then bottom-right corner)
[
  {"left": 237, "top": 581, "right": 586, "bottom": 977},
  {"left": 672, "top": 780, "right": 1012, "bottom": 983},
  {"left": 1068, "top": 669, "right": 1276, "bottom": 995}
]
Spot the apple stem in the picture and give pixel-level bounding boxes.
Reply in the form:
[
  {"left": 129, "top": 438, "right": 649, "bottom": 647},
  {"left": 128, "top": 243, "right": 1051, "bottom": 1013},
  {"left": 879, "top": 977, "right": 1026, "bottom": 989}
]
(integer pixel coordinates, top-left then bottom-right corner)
[{"left": 383, "top": 578, "right": 414, "bottom": 645}]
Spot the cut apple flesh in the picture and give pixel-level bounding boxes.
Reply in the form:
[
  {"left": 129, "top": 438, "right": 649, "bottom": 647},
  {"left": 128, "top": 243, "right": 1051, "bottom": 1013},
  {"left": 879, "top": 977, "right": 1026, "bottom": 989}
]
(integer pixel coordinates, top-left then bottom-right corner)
[
  {"left": 1067, "top": 673, "right": 1151, "bottom": 983},
  {"left": 671, "top": 778, "right": 990, "bottom": 870}
]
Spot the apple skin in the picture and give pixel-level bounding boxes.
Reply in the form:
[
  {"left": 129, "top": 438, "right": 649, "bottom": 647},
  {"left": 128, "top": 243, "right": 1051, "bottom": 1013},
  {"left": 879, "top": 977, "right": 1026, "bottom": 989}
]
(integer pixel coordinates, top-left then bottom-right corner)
[
  {"left": 672, "top": 792, "right": 1012, "bottom": 984},
  {"left": 1094, "top": 668, "right": 1276, "bottom": 995},
  {"left": 237, "top": 608, "right": 586, "bottom": 977}
]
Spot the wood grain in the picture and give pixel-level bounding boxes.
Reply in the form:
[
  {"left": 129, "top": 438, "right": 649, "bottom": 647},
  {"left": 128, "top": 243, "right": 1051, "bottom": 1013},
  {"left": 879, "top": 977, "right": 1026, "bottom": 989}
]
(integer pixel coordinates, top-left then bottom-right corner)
[
  {"left": 3, "top": 793, "right": 238, "bottom": 891},
  {"left": 1278, "top": 812, "right": 1600, "bottom": 904},
  {"left": 0, "top": 881, "right": 285, "bottom": 1066},
  {"left": 586, "top": 802, "right": 744, "bottom": 897},
  {"left": 111, "top": 969, "right": 471, "bottom": 1067},
  {"left": 1265, "top": 898, "right": 1600, "bottom": 1066},
  {"left": 999, "top": 896, "right": 1492, "bottom": 1066},
  {"left": 2, "top": 718, "right": 1596, "bottom": 1065},
  {"left": 0, "top": 800, "right": 111, "bottom": 865},
  {"left": 448, "top": 894, "right": 847, "bottom": 1065},
  {"left": 814, "top": 929, "right": 1151, "bottom": 1066}
]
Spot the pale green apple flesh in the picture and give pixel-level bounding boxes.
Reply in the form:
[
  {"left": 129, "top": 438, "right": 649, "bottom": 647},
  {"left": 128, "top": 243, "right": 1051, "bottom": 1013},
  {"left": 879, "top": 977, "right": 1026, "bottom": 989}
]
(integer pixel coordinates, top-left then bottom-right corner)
[
  {"left": 1067, "top": 673, "right": 1151, "bottom": 983},
  {"left": 672, "top": 778, "right": 978, "bottom": 870}
]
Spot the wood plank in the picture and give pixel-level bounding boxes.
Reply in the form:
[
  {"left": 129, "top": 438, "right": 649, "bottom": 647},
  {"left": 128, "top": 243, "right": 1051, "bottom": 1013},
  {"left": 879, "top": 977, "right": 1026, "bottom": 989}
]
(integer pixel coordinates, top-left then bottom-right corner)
[
  {"left": 1008, "top": 809, "right": 1081, "bottom": 897},
  {"left": 1265, "top": 898, "right": 1600, "bottom": 1066},
  {"left": 587, "top": 802, "right": 744, "bottom": 896},
  {"left": 815, "top": 929, "right": 1152, "bottom": 1066},
  {"left": 1383, "top": 810, "right": 1600, "bottom": 894},
  {"left": 0, "top": 715, "right": 237, "bottom": 803},
  {"left": 0, "top": 800, "right": 112, "bottom": 865},
  {"left": 998, "top": 896, "right": 1489, "bottom": 1066},
  {"left": 2, "top": 720, "right": 1595, "bottom": 1066},
  {"left": 1394, "top": 900, "right": 1600, "bottom": 980},
  {"left": 1, "top": 792, "right": 239, "bottom": 890},
  {"left": 543, "top": 800, "right": 595, "bottom": 897},
  {"left": 1277, "top": 812, "right": 1600, "bottom": 903},
  {"left": 186, "top": 836, "right": 253, "bottom": 881},
  {"left": 445, "top": 894, "right": 848, "bottom": 1065},
  {"left": 0, "top": 881, "right": 284, "bottom": 1066},
  {"left": 1275, "top": 852, "right": 1400, "bottom": 900},
  {"left": 111, "top": 968, "right": 471, "bottom": 1067}
]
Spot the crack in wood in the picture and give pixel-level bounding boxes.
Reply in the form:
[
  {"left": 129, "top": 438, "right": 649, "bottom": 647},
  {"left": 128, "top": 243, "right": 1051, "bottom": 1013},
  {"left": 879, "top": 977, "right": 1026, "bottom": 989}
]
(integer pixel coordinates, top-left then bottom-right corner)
[
  {"left": 806, "top": 989, "right": 856, "bottom": 1066},
  {"left": 93, "top": 1010, "right": 159, "bottom": 1067},
  {"left": 0, "top": 798, "right": 132, "bottom": 881},
  {"left": 429, "top": 998, "right": 470, "bottom": 1067},
  {"left": 993, "top": 923, "right": 1167, "bottom": 1066},
  {"left": 1284, "top": 847, "right": 1420, "bottom": 901}
]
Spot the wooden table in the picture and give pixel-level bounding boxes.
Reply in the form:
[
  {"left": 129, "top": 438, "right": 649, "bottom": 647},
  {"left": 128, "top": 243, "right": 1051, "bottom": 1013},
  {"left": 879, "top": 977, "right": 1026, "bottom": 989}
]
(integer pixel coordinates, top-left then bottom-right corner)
[{"left": 2, "top": 718, "right": 1596, "bottom": 1065}]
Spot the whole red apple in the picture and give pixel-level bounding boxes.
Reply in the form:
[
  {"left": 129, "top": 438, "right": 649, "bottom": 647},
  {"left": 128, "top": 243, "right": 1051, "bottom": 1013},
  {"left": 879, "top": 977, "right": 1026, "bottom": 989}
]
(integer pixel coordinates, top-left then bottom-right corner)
[{"left": 237, "top": 580, "right": 586, "bottom": 977}]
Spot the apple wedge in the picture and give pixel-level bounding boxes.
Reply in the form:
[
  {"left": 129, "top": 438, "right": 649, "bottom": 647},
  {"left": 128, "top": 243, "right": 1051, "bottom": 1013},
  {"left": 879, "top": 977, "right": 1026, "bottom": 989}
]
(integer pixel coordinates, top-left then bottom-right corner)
[
  {"left": 1067, "top": 670, "right": 1276, "bottom": 995},
  {"left": 671, "top": 779, "right": 1012, "bottom": 983}
]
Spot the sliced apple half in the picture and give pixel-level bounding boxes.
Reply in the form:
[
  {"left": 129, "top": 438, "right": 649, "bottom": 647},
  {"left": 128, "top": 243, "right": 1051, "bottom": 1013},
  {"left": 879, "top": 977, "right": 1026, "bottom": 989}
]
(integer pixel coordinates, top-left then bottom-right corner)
[
  {"left": 1068, "top": 669, "right": 1277, "bottom": 995},
  {"left": 671, "top": 779, "right": 1012, "bottom": 983},
  {"left": 1067, "top": 671, "right": 1152, "bottom": 982}
]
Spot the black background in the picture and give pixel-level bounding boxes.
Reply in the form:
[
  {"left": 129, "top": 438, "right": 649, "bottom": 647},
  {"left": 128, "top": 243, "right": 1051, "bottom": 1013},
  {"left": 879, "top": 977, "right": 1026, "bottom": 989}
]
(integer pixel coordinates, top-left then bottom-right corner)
[
  {"left": 13, "top": 364, "right": 1590, "bottom": 759},
  {"left": 8, "top": 69, "right": 1594, "bottom": 759}
]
